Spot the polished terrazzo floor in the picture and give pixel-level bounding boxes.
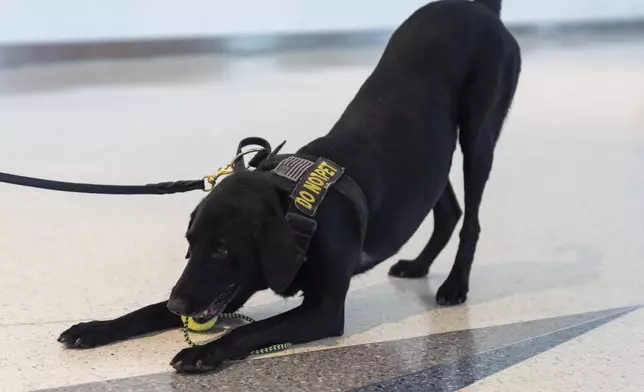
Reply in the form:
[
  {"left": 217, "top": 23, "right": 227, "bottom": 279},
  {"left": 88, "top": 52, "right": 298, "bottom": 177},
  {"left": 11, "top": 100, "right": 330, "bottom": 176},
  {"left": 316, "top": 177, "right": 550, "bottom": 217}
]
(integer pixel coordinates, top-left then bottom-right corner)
[{"left": 1, "top": 32, "right": 644, "bottom": 391}]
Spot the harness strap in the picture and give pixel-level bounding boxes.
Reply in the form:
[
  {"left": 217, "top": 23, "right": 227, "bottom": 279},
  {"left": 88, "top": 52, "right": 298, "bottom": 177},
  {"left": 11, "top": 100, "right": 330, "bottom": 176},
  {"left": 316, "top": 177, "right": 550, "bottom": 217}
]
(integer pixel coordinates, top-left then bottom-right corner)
[
  {"left": 285, "top": 212, "right": 318, "bottom": 260},
  {"left": 272, "top": 155, "right": 368, "bottom": 257},
  {"left": 331, "top": 174, "right": 369, "bottom": 244}
]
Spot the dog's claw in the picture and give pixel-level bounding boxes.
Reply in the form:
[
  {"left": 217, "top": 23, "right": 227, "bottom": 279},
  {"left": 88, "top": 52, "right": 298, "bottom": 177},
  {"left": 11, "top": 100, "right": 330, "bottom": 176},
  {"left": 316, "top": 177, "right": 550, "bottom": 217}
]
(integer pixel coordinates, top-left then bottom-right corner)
[
  {"left": 171, "top": 359, "right": 215, "bottom": 373},
  {"left": 58, "top": 320, "right": 117, "bottom": 349},
  {"left": 436, "top": 279, "right": 468, "bottom": 306},
  {"left": 171, "top": 345, "right": 225, "bottom": 373},
  {"left": 196, "top": 360, "right": 214, "bottom": 372}
]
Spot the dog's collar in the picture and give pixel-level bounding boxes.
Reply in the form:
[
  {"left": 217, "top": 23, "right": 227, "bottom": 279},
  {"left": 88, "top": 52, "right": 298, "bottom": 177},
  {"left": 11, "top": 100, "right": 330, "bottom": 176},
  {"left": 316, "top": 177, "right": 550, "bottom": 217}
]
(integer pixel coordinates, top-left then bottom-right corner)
[{"left": 271, "top": 155, "right": 368, "bottom": 259}]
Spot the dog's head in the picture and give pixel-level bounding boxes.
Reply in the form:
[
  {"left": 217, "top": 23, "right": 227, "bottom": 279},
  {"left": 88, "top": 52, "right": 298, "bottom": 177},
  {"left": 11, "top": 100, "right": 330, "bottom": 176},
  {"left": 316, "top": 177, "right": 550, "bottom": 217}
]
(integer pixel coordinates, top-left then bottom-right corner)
[{"left": 167, "top": 172, "right": 302, "bottom": 318}]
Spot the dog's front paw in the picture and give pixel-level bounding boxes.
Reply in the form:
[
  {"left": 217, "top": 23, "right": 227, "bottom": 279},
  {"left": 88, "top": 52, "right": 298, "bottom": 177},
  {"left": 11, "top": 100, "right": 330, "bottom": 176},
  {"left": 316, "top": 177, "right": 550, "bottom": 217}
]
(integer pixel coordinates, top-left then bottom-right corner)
[
  {"left": 170, "top": 342, "right": 237, "bottom": 373},
  {"left": 436, "top": 278, "right": 468, "bottom": 306},
  {"left": 57, "top": 321, "right": 118, "bottom": 349},
  {"left": 389, "top": 259, "right": 429, "bottom": 278}
]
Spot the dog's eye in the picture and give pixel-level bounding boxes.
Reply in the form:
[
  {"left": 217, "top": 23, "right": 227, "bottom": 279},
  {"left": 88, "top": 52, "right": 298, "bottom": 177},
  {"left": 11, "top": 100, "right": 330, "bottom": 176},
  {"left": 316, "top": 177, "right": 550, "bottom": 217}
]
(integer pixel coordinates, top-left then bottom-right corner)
[{"left": 213, "top": 247, "right": 228, "bottom": 257}]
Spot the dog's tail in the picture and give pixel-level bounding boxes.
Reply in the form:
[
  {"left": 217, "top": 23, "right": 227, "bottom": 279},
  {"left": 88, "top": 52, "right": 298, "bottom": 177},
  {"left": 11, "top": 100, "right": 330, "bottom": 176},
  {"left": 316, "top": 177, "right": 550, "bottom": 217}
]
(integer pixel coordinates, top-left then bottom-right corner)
[{"left": 474, "top": 0, "right": 501, "bottom": 15}]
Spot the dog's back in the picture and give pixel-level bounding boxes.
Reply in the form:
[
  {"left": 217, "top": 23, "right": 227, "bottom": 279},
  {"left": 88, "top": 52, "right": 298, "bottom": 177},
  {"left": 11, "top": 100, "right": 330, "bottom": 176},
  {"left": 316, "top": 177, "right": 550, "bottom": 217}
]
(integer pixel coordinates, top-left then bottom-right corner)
[{"left": 300, "top": 0, "right": 520, "bottom": 261}]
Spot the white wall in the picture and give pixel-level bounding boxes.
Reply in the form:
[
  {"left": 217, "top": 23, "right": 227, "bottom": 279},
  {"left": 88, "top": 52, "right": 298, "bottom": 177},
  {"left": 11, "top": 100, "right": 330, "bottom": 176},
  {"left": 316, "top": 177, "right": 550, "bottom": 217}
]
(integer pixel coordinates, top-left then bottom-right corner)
[{"left": 1, "top": 0, "right": 643, "bottom": 45}]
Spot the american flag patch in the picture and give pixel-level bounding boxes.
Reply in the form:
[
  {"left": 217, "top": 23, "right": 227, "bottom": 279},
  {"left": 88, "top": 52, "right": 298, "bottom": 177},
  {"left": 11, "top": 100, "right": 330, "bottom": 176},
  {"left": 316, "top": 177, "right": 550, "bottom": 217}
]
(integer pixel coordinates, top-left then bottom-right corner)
[{"left": 271, "top": 156, "right": 315, "bottom": 182}]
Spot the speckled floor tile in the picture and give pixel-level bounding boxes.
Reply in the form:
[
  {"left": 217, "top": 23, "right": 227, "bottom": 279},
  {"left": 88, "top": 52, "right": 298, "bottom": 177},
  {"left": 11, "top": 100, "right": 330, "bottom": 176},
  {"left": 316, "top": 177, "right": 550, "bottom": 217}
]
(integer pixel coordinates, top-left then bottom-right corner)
[
  {"left": 0, "top": 323, "right": 184, "bottom": 392},
  {"left": 35, "top": 307, "right": 638, "bottom": 392},
  {"left": 1, "top": 32, "right": 643, "bottom": 391},
  {"left": 460, "top": 308, "right": 644, "bottom": 392},
  {"left": 354, "top": 307, "right": 639, "bottom": 392}
]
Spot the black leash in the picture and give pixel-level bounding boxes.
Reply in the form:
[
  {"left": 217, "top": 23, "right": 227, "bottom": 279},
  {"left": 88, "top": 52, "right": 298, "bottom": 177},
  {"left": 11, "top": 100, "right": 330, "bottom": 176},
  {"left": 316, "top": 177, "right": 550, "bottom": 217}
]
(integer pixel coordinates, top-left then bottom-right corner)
[
  {"left": 0, "top": 137, "right": 276, "bottom": 195},
  {"left": 0, "top": 173, "right": 205, "bottom": 195}
]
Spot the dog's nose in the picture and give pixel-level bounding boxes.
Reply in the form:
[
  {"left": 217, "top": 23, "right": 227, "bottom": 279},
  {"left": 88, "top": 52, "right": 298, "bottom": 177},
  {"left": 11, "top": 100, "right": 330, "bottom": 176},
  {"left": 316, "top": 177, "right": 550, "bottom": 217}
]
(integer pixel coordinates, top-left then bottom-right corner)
[{"left": 167, "top": 297, "right": 191, "bottom": 315}]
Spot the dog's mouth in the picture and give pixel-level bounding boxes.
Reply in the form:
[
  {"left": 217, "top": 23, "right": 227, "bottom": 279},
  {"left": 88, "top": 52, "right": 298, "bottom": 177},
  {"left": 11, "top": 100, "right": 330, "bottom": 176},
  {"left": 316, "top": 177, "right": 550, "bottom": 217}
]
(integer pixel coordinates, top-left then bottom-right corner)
[{"left": 191, "top": 284, "right": 239, "bottom": 323}]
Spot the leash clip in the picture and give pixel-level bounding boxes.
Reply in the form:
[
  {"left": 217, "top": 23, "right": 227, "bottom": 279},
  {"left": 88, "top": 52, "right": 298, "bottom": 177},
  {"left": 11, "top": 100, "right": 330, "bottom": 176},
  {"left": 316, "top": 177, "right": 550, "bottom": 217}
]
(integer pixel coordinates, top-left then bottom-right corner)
[
  {"left": 202, "top": 146, "right": 272, "bottom": 192},
  {"left": 202, "top": 147, "right": 270, "bottom": 192},
  {"left": 203, "top": 164, "right": 234, "bottom": 192}
]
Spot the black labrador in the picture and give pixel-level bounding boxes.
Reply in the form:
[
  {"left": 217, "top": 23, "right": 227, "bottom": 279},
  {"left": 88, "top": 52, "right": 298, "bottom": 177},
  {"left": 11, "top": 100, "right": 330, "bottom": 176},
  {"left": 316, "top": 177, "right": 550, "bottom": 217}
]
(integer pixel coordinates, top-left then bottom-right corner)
[{"left": 58, "top": 0, "right": 520, "bottom": 372}]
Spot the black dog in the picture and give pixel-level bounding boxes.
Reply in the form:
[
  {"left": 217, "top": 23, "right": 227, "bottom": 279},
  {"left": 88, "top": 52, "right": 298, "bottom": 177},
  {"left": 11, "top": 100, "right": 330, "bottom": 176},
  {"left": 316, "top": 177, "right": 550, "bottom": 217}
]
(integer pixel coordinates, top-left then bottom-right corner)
[{"left": 58, "top": 0, "right": 520, "bottom": 372}]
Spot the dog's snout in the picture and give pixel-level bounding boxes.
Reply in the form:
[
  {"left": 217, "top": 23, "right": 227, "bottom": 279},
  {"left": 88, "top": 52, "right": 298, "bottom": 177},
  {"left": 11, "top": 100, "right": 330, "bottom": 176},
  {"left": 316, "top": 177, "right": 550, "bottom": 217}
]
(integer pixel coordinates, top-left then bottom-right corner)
[{"left": 167, "top": 297, "right": 191, "bottom": 315}]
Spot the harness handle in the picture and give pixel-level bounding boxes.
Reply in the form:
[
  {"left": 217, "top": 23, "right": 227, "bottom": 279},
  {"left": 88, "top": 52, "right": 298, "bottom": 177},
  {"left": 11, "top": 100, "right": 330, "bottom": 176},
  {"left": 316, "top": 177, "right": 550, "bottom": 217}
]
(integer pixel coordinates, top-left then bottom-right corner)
[{"left": 233, "top": 137, "right": 274, "bottom": 172}]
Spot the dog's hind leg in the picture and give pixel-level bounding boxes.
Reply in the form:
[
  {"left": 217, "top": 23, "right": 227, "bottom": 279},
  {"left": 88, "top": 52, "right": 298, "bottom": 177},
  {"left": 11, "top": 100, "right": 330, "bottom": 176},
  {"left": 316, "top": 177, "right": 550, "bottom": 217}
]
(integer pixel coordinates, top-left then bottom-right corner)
[
  {"left": 436, "top": 54, "right": 520, "bottom": 306},
  {"left": 389, "top": 181, "right": 462, "bottom": 278}
]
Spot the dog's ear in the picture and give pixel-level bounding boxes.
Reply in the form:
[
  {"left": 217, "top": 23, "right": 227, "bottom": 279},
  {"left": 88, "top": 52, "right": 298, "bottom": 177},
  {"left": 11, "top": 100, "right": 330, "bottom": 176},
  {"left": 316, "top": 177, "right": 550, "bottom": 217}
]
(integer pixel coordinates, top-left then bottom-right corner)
[
  {"left": 185, "top": 210, "right": 197, "bottom": 259},
  {"left": 257, "top": 199, "right": 303, "bottom": 293}
]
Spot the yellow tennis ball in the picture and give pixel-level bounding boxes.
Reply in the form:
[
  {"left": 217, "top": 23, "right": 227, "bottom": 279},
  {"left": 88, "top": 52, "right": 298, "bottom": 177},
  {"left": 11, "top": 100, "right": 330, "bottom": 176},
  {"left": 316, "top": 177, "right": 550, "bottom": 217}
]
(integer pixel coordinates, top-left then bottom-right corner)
[{"left": 181, "top": 315, "right": 218, "bottom": 332}]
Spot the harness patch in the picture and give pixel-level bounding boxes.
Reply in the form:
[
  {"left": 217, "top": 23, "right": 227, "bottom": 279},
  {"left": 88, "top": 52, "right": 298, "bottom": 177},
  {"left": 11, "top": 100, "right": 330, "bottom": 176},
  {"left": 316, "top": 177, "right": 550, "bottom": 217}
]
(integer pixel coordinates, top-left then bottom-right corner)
[
  {"left": 291, "top": 158, "right": 344, "bottom": 216},
  {"left": 271, "top": 156, "right": 314, "bottom": 182}
]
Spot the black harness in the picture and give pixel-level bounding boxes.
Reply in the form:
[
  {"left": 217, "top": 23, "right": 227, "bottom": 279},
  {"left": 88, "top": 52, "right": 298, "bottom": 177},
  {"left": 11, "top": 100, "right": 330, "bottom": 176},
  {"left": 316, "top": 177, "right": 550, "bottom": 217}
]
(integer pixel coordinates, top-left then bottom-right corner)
[{"left": 270, "top": 155, "right": 369, "bottom": 258}]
